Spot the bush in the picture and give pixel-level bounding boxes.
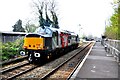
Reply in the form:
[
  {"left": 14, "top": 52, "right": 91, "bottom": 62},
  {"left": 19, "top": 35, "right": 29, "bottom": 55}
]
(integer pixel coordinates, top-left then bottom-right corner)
[{"left": 1, "top": 38, "right": 24, "bottom": 61}]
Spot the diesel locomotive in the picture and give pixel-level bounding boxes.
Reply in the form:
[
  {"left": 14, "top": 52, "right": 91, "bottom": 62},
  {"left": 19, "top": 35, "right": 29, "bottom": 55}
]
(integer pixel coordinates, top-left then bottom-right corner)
[{"left": 23, "top": 26, "right": 79, "bottom": 63}]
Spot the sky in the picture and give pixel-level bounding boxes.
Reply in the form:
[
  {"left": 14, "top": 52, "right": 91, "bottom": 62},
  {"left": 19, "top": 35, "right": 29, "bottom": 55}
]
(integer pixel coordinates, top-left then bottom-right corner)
[{"left": 0, "top": 0, "right": 114, "bottom": 37}]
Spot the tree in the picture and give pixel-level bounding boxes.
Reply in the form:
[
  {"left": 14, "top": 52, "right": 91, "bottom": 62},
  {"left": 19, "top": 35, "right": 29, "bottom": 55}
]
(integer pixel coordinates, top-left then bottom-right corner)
[
  {"left": 32, "top": 0, "right": 47, "bottom": 29},
  {"left": 49, "top": 0, "right": 59, "bottom": 28},
  {"left": 118, "top": 1, "right": 120, "bottom": 40},
  {"left": 25, "top": 20, "right": 38, "bottom": 33},
  {"left": 104, "top": 0, "right": 120, "bottom": 39},
  {"left": 45, "top": 3, "right": 52, "bottom": 27},
  {"left": 32, "top": 0, "right": 45, "bottom": 29},
  {"left": 12, "top": 19, "right": 25, "bottom": 32},
  {"left": 105, "top": 12, "right": 118, "bottom": 39},
  {"left": 32, "top": 0, "right": 59, "bottom": 29}
]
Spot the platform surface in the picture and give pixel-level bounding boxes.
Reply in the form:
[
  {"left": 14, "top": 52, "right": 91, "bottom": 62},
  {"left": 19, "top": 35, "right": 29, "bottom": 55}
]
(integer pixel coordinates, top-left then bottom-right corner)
[{"left": 72, "top": 42, "right": 118, "bottom": 79}]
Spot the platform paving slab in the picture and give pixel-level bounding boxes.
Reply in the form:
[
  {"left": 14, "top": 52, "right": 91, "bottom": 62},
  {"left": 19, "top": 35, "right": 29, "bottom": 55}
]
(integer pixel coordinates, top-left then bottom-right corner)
[{"left": 72, "top": 42, "right": 118, "bottom": 79}]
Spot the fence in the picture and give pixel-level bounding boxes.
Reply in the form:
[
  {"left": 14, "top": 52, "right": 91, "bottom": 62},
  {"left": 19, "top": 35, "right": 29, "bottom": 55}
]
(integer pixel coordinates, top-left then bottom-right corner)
[{"left": 102, "top": 39, "right": 120, "bottom": 63}]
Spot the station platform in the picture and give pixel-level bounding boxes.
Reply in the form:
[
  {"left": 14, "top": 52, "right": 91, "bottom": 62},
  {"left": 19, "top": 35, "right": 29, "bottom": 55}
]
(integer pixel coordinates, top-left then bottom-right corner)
[{"left": 70, "top": 42, "right": 118, "bottom": 80}]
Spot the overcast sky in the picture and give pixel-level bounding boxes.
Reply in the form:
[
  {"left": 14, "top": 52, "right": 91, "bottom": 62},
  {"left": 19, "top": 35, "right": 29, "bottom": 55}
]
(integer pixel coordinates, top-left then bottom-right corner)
[{"left": 0, "top": 0, "right": 114, "bottom": 37}]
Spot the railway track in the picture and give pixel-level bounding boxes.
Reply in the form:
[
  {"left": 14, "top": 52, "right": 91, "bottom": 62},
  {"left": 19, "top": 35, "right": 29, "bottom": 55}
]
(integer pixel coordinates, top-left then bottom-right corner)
[
  {"left": 41, "top": 42, "right": 94, "bottom": 80},
  {"left": 16, "top": 42, "right": 94, "bottom": 79},
  {"left": 1, "top": 56, "right": 37, "bottom": 80},
  {"left": 1, "top": 42, "right": 93, "bottom": 79},
  {"left": 1, "top": 60, "right": 29, "bottom": 74},
  {"left": 1, "top": 56, "right": 27, "bottom": 67},
  {"left": 1, "top": 62, "right": 39, "bottom": 80},
  {"left": 1, "top": 56, "right": 28, "bottom": 74}
]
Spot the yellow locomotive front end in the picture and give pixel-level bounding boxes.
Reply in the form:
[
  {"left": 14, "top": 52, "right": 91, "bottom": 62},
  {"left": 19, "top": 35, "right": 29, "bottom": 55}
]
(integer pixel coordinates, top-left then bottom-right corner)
[
  {"left": 23, "top": 34, "right": 46, "bottom": 63},
  {"left": 23, "top": 37, "right": 44, "bottom": 50},
  {"left": 23, "top": 33, "right": 53, "bottom": 63}
]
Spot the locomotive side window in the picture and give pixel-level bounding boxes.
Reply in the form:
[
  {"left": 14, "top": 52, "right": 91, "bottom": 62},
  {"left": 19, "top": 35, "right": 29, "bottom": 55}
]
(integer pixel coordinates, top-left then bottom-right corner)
[
  {"left": 55, "top": 31, "right": 59, "bottom": 45},
  {"left": 76, "top": 35, "right": 79, "bottom": 42},
  {"left": 68, "top": 35, "right": 71, "bottom": 43},
  {"left": 52, "top": 32, "right": 58, "bottom": 45},
  {"left": 60, "top": 36, "right": 62, "bottom": 45}
]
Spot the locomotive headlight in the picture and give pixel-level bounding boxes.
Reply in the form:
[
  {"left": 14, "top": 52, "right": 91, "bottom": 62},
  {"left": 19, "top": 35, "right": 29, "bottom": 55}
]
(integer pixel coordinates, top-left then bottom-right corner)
[
  {"left": 23, "top": 46, "right": 27, "bottom": 49},
  {"left": 36, "top": 44, "right": 42, "bottom": 49},
  {"left": 46, "top": 46, "right": 49, "bottom": 49},
  {"left": 44, "top": 46, "right": 50, "bottom": 50},
  {"left": 34, "top": 53, "right": 40, "bottom": 57},
  {"left": 37, "top": 46, "right": 41, "bottom": 49}
]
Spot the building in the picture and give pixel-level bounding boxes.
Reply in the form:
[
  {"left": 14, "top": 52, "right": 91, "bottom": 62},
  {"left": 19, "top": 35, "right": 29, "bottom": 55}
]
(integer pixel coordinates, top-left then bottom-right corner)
[{"left": 1, "top": 31, "right": 27, "bottom": 43}]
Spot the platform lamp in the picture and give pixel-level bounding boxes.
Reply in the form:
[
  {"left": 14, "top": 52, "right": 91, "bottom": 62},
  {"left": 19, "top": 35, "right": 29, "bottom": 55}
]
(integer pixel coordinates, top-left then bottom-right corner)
[{"left": 78, "top": 24, "right": 83, "bottom": 38}]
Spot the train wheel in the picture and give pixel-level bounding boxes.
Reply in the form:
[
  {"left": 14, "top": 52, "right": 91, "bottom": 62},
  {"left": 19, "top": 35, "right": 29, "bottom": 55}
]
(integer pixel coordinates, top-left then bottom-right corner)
[{"left": 28, "top": 54, "right": 33, "bottom": 63}]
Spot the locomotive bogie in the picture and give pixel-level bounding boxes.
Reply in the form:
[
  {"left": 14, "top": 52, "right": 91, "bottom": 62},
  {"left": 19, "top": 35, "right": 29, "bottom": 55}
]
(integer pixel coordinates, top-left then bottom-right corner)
[{"left": 26, "top": 49, "right": 51, "bottom": 63}]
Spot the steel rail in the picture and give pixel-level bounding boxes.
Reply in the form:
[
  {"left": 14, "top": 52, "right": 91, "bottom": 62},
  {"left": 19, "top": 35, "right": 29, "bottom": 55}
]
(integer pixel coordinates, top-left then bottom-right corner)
[
  {"left": 1, "top": 56, "right": 27, "bottom": 66},
  {"left": 7, "top": 65, "right": 39, "bottom": 80},
  {"left": 1, "top": 64, "right": 39, "bottom": 80},
  {"left": 67, "top": 42, "right": 94, "bottom": 80},
  {"left": 41, "top": 42, "right": 92, "bottom": 80},
  {"left": 1, "top": 61, "right": 29, "bottom": 74}
]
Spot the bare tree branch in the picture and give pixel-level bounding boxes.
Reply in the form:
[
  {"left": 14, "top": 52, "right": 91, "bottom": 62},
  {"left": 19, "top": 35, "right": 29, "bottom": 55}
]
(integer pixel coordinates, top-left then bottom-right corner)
[{"left": 31, "top": 0, "right": 59, "bottom": 28}]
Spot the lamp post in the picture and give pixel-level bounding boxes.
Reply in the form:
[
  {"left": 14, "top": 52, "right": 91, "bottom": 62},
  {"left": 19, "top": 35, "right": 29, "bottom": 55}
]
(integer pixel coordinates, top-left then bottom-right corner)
[
  {"left": 78, "top": 24, "right": 82, "bottom": 38},
  {"left": 78, "top": 24, "right": 81, "bottom": 38}
]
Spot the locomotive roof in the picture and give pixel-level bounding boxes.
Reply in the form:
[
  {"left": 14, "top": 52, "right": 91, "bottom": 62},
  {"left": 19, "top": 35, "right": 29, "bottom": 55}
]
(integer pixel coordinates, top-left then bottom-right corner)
[
  {"left": 50, "top": 27, "right": 78, "bottom": 36},
  {"left": 34, "top": 26, "right": 78, "bottom": 37},
  {"left": 70, "top": 32, "right": 78, "bottom": 36},
  {"left": 48, "top": 27, "right": 62, "bottom": 33}
]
